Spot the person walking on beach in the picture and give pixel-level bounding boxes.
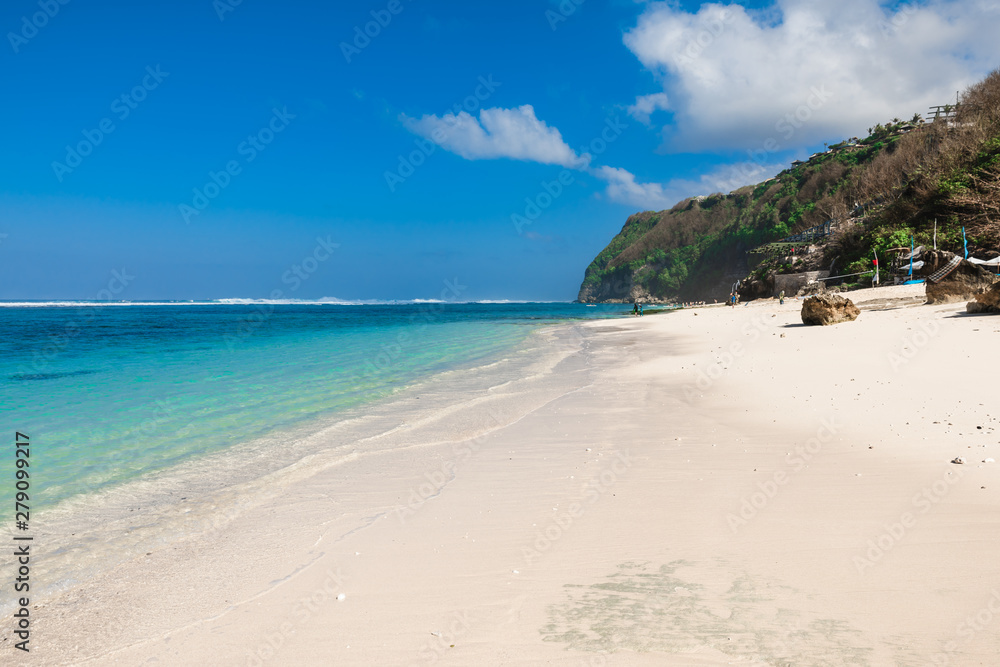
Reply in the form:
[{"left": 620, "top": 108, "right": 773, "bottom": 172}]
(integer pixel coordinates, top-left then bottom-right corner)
[
  {"left": 729, "top": 292, "right": 736, "bottom": 308},
  {"left": 639, "top": 304, "right": 643, "bottom": 317},
  {"left": 632, "top": 302, "right": 639, "bottom": 316},
  {"left": 779, "top": 290, "right": 785, "bottom": 305}
]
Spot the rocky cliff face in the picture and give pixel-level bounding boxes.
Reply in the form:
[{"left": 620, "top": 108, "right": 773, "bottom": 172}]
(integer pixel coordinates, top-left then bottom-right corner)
[
  {"left": 576, "top": 269, "right": 742, "bottom": 303},
  {"left": 576, "top": 270, "right": 659, "bottom": 303},
  {"left": 575, "top": 144, "right": 878, "bottom": 303},
  {"left": 578, "top": 72, "right": 1000, "bottom": 304},
  {"left": 576, "top": 201, "right": 759, "bottom": 304}
]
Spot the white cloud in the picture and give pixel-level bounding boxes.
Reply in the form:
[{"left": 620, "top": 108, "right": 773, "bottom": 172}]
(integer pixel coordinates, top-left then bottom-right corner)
[
  {"left": 627, "top": 92, "right": 670, "bottom": 124},
  {"left": 594, "top": 161, "right": 785, "bottom": 210},
  {"left": 400, "top": 105, "right": 587, "bottom": 168},
  {"left": 624, "top": 0, "right": 1000, "bottom": 151},
  {"left": 594, "top": 166, "right": 676, "bottom": 210}
]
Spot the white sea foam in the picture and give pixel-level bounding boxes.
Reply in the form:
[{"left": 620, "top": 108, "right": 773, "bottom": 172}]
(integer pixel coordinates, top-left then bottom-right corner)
[{"left": 0, "top": 298, "right": 577, "bottom": 307}]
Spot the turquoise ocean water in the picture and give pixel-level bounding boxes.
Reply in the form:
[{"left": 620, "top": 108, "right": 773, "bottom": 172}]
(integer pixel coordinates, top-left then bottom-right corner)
[{"left": 0, "top": 302, "right": 624, "bottom": 516}]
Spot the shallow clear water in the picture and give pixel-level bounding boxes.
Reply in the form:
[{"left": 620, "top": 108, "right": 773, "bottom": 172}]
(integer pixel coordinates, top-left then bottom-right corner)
[{"left": 0, "top": 302, "right": 625, "bottom": 513}]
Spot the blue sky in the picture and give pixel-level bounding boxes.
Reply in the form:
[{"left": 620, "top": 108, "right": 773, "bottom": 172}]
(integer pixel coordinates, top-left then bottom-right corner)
[{"left": 1, "top": 0, "right": 998, "bottom": 301}]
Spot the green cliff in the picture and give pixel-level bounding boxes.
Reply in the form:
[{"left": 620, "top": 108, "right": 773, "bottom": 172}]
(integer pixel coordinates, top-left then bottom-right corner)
[{"left": 578, "top": 70, "right": 1000, "bottom": 303}]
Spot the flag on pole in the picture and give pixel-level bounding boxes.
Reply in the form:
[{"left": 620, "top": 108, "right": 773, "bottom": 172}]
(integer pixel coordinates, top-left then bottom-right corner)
[{"left": 909, "top": 236, "right": 914, "bottom": 277}]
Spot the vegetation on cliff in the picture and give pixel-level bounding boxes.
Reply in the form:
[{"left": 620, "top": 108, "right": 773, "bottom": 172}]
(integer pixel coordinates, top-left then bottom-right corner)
[{"left": 579, "top": 69, "right": 1000, "bottom": 302}]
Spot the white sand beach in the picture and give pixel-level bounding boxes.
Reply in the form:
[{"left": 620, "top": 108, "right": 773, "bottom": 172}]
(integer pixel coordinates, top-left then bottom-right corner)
[{"left": 5, "top": 286, "right": 1000, "bottom": 666}]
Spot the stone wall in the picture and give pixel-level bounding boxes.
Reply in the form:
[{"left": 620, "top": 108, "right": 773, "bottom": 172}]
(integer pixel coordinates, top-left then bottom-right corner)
[{"left": 773, "top": 271, "right": 830, "bottom": 296}]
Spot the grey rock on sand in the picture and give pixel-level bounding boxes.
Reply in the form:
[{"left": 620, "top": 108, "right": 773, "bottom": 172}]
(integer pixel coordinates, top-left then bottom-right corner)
[
  {"left": 967, "top": 281, "right": 1000, "bottom": 313},
  {"left": 801, "top": 294, "right": 860, "bottom": 326},
  {"left": 921, "top": 250, "right": 999, "bottom": 305}
]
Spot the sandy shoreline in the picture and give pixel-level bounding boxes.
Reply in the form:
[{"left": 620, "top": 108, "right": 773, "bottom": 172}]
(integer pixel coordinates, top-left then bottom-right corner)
[{"left": 4, "top": 287, "right": 999, "bottom": 665}]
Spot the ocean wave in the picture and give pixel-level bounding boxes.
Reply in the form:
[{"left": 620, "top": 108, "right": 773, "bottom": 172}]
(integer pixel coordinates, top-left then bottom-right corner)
[
  {"left": 0, "top": 299, "right": 378, "bottom": 307},
  {"left": 0, "top": 301, "right": 150, "bottom": 307},
  {"left": 0, "top": 298, "right": 580, "bottom": 308}
]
